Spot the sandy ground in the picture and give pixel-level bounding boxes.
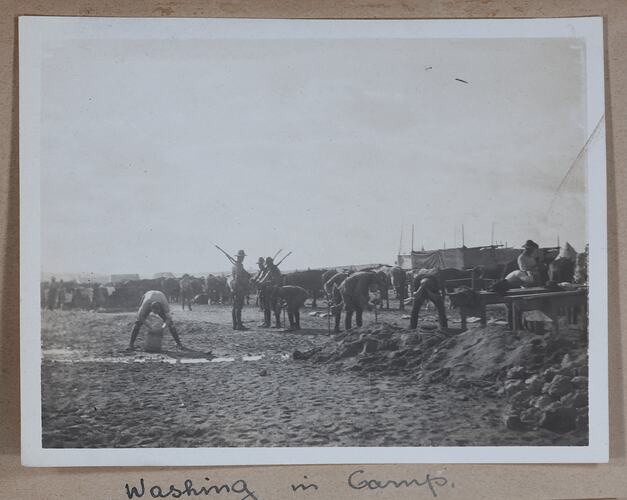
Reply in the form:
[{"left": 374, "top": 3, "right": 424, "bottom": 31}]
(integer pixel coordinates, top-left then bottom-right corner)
[{"left": 41, "top": 301, "right": 587, "bottom": 448}]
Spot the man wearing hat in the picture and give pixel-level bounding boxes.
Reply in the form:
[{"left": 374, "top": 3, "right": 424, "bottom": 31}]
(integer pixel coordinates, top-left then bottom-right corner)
[
  {"left": 231, "top": 249, "right": 250, "bottom": 330},
  {"left": 127, "top": 290, "right": 185, "bottom": 351},
  {"left": 257, "top": 256, "right": 283, "bottom": 328},
  {"left": 518, "top": 239, "right": 541, "bottom": 285},
  {"left": 251, "top": 257, "right": 267, "bottom": 290},
  {"left": 250, "top": 257, "right": 268, "bottom": 324}
]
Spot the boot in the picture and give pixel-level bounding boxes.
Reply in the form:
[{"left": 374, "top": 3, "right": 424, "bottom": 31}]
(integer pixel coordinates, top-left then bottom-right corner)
[
  {"left": 237, "top": 310, "right": 249, "bottom": 330},
  {"left": 258, "top": 310, "right": 271, "bottom": 327},
  {"left": 271, "top": 311, "right": 281, "bottom": 329},
  {"left": 232, "top": 310, "right": 238, "bottom": 330}
]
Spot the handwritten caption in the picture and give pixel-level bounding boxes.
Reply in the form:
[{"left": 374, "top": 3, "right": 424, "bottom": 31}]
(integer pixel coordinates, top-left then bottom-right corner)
[{"left": 124, "top": 469, "right": 453, "bottom": 499}]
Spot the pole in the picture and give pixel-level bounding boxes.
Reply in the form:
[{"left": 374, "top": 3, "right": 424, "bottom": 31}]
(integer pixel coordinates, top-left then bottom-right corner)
[
  {"left": 276, "top": 251, "right": 292, "bottom": 266},
  {"left": 398, "top": 227, "right": 404, "bottom": 255},
  {"left": 491, "top": 222, "right": 495, "bottom": 246},
  {"left": 411, "top": 224, "right": 415, "bottom": 253},
  {"left": 462, "top": 224, "right": 465, "bottom": 247},
  {"left": 327, "top": 302, "right": 331, "bottom": 335}
]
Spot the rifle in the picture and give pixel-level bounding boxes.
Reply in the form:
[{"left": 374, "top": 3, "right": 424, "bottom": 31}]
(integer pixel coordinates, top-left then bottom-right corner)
[
  {"left": 214, "top": 244, "right": 236, "bottom": 265},
  {"left": 276, "top": 251, "right": 292, "bottom": 267}
]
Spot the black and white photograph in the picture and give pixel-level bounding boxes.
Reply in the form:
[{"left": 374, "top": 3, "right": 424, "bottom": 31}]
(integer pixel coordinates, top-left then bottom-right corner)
[{"left": 19, "top": 17, "right": 607, "bottom": 466}]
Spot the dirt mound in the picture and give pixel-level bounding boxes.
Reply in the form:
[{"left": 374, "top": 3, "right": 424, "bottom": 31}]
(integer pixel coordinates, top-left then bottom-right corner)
[
  {"left": 293, "top": 321, "right": 588, "bottom": 434},
  {"left": 294, "top": 322, "right": 541, "bottom": 382}
]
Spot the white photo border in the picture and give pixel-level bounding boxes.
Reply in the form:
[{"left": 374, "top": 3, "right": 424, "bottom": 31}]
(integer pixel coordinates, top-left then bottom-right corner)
[{"left": 19, "top": 16, "right": 608, "bottom": 466}]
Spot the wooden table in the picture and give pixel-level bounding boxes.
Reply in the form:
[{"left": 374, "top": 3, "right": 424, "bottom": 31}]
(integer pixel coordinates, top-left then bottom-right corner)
[
  {"left": 510, "top": 288, "right": 588, "bottom": 334},
  {"left": 458, "top": 287, "right": 586, "bottom": 332}
]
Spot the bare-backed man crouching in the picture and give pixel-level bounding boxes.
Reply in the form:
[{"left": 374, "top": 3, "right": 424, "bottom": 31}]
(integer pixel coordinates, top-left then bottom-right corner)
[
  {"left": 127, "top": 290, "right": 185, "bottom": 351},
  {"left": 409, "top": 270, "right": 448, "bottom": 330},
  {"left": 339, "top": 271, "right": 387, "bottom": 330}
]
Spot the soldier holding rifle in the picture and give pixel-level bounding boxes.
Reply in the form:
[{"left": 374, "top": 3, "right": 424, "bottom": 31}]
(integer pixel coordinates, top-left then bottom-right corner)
[
  {"left": 255, "top": 256, "right": 282, "bottom": 328},
  {"left": 215, "top": 246, "right": 251, "bottom": 331},
  {"left": 251, "top": 257, "right": 269, "bottom": 325},
  {"left": 256, "top": 253, "right": 290, "bottom": 329}
]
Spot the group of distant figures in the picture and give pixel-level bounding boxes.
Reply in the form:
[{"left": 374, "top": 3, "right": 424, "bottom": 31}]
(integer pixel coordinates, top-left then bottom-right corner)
[
  {"left": 40, "top": 275, "right": 233, "bottom": 312},
  {"left": 42, "top": 240, "right": 588, "bottom": 349},
  {"left": 41, "top": 278, "right": 111, "bottom": 311}
]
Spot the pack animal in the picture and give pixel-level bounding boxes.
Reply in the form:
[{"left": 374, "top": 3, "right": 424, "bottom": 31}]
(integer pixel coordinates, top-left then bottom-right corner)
[{"left": 283, "top": 269, "right": 327, "bottom": 308}]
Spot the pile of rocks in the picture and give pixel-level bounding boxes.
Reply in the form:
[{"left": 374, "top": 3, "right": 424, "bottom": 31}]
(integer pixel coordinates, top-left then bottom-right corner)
[{"left": 502, "top": 353, "right": 588, "bottom": 433}]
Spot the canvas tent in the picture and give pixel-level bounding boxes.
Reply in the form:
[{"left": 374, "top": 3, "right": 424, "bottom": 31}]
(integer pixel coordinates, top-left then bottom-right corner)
[{"left": 397, "top": 246, "right": 522, "bottom": 270}]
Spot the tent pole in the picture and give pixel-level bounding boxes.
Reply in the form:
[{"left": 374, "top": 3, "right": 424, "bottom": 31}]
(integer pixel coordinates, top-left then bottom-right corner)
[{"left": 411, "top": 224, "right": 414, "bottom": 253}]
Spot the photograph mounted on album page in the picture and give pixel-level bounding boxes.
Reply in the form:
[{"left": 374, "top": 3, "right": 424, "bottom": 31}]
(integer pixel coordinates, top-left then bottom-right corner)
[{"left": 19, "top": 16, "right": 608, "bottom": 466}]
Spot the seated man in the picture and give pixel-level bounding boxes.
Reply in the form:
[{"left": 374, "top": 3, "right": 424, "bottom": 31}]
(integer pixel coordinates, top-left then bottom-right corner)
[
  {"left": 127, "top": 290, "right": 185, "bottom": 351},
  {"left": 516, "top": 239, "right": 541, "bottom": 285}
]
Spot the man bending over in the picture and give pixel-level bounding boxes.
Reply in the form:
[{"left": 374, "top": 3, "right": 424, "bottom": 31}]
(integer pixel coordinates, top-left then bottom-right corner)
[{"left": 127, "top": 290, "right": 185, "bottom": 351}]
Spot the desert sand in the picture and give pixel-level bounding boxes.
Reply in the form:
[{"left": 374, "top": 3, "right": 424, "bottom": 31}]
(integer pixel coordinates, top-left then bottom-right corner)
[{"left": 40, "top": 302, "right": 587, "bottom": 448}]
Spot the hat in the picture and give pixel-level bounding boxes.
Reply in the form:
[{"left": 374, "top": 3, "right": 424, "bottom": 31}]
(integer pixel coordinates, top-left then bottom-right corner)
[
  {"left": 265, "top": 256, "right": 274, "bottom": 264},
  {"left": 236, "top": 249, "right": 246, "bottom": 258},
  {"left": 523, "top": 240, "right": 539, "bottom": 249},
  {"left": 257, "top": 257, "right": 265, "bottom": 264}
]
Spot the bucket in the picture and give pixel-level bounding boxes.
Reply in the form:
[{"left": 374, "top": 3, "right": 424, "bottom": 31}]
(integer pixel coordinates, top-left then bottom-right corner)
[{"left": 144, "top": 325, "right": 165, "bottom": 353}]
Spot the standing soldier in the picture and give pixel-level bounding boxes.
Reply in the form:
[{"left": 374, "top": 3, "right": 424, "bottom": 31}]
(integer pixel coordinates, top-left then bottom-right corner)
[
  {"left": 230, "top": 249, "right": 250, "bottom": 330},
  {"left": 258, "top": 256, "right": 283, "bottom": 328},
  {"left": 324, "top": 271, "right": 349, "bottom": 333},
  {"left": 46, "top": 277, "right": 59, "bottom": 310},
  {"left": 180, "top": 274, "right": 193, "bottom": 311},
  {"left": 255, "top": 257, "right": 273, "bottom": 327},
  {"left": 251, "top": 257, "right": 267, "bottom": 318}
]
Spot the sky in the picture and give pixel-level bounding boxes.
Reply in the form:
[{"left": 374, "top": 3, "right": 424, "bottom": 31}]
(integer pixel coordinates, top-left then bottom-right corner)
[{"left": 40, "top": 37, "right": 588, "bottom": 275}]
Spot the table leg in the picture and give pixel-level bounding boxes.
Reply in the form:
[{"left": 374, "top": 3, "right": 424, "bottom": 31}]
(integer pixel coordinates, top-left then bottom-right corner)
[{"left": 512, "top": 303, "right": 520, "bottom": 333}]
